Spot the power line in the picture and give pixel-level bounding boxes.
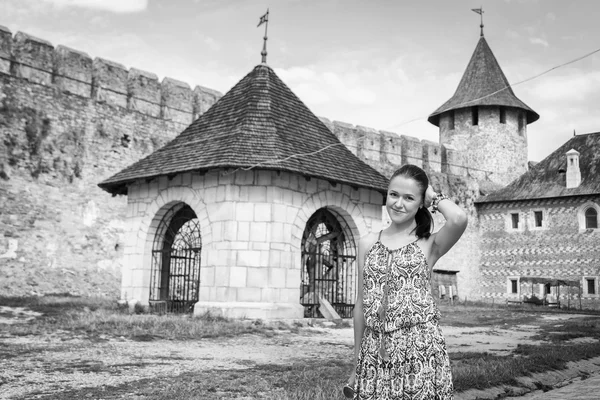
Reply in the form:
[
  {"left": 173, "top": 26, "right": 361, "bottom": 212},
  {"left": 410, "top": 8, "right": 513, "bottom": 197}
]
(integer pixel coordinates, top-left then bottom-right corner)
[
  {"left": 385, "top": 46, "right": 600, "bottom": 131},
  {"left": 228, "top": 44, "right": 600, "bottom": 174}
]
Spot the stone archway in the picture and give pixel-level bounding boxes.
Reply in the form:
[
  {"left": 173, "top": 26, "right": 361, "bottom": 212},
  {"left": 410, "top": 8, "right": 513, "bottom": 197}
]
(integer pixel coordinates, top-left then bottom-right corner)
[
  {"left": 120, "top": 184, "right": 212, "bottom": 309},
  {"left": 300, "top": 207, "right": 358, "bottom": 318},
  {"left": 148, "top": 203, "right": 202, "bottom": 313}
]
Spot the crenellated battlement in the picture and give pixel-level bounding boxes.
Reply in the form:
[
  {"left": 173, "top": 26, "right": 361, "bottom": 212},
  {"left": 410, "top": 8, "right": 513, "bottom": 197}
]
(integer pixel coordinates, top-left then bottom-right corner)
[
  {"left": 318, "top": 117, "right": 469, "bottom": 179},
  {"left": 0, "top": 26, "right": 222, "bottom": 126}
]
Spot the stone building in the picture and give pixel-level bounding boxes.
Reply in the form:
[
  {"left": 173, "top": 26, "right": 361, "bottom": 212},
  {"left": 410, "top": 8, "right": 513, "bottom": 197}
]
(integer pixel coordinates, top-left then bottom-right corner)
[
  {"left": 98, "top": 64, "right": 389, "bottom": 319},
  {"left": 476, "top": 132, "right": 600, "bottom": 309}
]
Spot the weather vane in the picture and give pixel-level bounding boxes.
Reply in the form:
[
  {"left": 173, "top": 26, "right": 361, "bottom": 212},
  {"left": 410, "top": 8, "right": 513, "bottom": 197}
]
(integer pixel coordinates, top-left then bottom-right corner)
[
  {"left": 258, "top": 9, "right": 269, "bottom": 64},
  {"left": 472, "top": 7, "right": 484, "bottom": 37}
]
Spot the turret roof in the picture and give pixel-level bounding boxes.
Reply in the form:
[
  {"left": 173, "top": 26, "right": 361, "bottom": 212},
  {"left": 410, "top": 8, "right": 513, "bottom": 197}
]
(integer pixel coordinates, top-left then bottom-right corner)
[
  {"left": 98, "top": 64, "right": 389, "bottom": 196},
  {"left": 428, "top": 36, "right": 539, "bottom": 126}
]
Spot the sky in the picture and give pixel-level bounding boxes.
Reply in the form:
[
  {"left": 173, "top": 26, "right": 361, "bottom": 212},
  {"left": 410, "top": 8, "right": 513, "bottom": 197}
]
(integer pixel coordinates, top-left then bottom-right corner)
[{"left": 1, "top": 0, "right": 599, "bottom": 162}]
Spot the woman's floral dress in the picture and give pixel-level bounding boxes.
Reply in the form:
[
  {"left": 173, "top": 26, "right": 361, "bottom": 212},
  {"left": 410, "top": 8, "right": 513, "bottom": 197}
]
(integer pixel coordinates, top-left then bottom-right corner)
[{"left": 354, "top": 235, "right": 454, "bottom": 399}]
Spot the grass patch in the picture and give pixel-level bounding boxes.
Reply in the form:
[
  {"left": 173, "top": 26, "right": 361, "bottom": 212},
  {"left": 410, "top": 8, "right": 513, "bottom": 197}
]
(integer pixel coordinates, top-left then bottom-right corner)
[
  {"left": 0, "top": 295, "right": 289, "bottom": 340},
  {"left": 532, "top": 317, "right": 600, "bottom": 342},
  {"left": 31, "top": 359, "right": 355, "bottom": 400},
  {"left": 451, "top": 341, "right": 600, "bottom": 392}
]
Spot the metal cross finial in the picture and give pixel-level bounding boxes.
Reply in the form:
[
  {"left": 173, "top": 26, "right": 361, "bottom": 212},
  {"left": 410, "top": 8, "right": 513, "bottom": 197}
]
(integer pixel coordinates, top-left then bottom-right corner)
[
  {"left": 472, "top": 7, "right": 484, "bottom": 37},
  {"left": 257, "top": 9, "right": 270, "bottom": 64}
]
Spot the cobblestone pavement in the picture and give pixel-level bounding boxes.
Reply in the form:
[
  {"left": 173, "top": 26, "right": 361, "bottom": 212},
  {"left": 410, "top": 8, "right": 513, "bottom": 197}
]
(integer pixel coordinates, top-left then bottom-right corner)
[{"left": 514, "top": 373, "right": 600, "bottom": 399}]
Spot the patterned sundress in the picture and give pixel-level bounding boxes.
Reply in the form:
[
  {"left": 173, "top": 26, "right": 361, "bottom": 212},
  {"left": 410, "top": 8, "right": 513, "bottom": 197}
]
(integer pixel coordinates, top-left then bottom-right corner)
[{"left": 354, "top": 233, "right": 453, "bottom": 400}]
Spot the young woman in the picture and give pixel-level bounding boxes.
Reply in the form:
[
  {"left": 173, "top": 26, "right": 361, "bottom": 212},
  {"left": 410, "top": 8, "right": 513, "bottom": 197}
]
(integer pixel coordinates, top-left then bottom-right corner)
[{"left": 345, "top": 164, "right": 468, "bottom": 400}]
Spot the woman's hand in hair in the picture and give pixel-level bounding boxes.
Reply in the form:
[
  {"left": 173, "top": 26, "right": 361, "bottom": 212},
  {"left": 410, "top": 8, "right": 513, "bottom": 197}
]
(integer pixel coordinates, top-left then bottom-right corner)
[{"left": 423, "top": 185, "right": 436, "bottom": 209}]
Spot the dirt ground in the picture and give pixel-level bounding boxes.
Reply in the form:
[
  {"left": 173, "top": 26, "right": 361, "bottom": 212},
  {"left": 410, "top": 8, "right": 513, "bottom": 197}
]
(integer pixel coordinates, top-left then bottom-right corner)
[{"left": 0, "top": 306, "right": 593, "bottom": 399}]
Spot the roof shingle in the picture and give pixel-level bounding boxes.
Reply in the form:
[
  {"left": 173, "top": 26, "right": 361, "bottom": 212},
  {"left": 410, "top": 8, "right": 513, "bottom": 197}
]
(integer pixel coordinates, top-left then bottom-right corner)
[
  {"left": 98, "top": 64, "right": 389, "bottom": 196},
  {"left": 428, "top": 37, "right": 539, "bottom": 126}
]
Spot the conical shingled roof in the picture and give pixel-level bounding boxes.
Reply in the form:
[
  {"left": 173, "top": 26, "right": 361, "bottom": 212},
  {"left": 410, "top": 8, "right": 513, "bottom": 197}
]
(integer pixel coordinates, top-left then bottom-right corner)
[
  {"left": 98, "top": 64, "right": 389, "bottom": 196},
  {"left": 476, "top": 132, "right": 600, "bottom": 203},
  {"left": 428, "top": 37, "right": 539, "bottom": 126}
]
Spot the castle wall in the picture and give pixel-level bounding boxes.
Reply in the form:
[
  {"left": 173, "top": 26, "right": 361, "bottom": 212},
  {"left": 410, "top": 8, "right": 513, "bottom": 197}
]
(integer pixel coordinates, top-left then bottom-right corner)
[
  {"left": 439, "top": 106, "right": 528, "bottom": 185},
  {"left": 0, "top": 27, "right": 485, "bottom": 303},
  {"left": 0, "top": 28, "right": 221, "bottom": 297},
  {"left": 122, "top": 169, "right": 383, "bottom": 318},
  {"left": 477, "top": 196, "right": 600, "bottom": 309}
]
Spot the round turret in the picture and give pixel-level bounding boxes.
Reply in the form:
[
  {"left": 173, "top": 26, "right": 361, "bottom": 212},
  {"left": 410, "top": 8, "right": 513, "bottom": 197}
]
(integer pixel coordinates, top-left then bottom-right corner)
[{"left": 428, "top": 36, "right": 539, "bottom": 185}]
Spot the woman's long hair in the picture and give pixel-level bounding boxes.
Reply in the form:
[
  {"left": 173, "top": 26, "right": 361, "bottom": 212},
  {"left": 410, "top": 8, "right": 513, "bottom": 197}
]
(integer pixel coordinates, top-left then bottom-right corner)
[{"left": 389, "top": 164, "right": 434, "bottom": 239}]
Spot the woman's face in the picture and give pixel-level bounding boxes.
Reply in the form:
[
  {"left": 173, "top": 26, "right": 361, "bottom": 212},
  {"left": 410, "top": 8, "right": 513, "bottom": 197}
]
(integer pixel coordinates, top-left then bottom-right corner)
[{"left": 386, "top": 175, "right": 423, "bottom": 226}]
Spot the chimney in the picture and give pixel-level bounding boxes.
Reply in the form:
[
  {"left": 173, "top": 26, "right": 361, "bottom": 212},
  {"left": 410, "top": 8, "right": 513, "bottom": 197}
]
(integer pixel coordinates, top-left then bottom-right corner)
[{"left": 566, "top": 149, "right": 581, "bottom": 188}]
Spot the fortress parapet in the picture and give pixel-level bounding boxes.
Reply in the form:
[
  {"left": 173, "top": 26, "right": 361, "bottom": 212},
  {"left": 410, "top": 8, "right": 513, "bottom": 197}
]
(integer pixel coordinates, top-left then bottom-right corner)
[{"left": 0, "top": 27, "right": 222, "bottom": 125}]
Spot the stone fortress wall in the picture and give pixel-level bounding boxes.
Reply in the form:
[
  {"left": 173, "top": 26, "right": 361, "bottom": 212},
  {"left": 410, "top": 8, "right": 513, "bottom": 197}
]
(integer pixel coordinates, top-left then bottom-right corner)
[{"left": 0, "top": 27, "right": 483, "bottom": 301}]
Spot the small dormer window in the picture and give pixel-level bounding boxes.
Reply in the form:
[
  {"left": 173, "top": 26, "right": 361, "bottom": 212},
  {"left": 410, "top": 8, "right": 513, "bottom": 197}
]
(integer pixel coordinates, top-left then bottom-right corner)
[{"left": 585, "top": 208, "right": 598, "bottom": 229}]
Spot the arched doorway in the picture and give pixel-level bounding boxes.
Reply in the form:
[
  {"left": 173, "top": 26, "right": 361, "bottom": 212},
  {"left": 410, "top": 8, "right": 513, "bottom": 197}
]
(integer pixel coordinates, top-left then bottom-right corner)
[
  {"left": 149, "top": 203, "right": 202, "bottom": 313},
  {"left": 300, "top": 208, "right": 357, "bottom": 318}
]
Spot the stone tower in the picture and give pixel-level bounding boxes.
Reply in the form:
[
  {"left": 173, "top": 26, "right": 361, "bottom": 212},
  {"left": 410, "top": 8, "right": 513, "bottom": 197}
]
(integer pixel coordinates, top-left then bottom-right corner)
[{"left": 428, "top": 35, "right": 539, "bottom": 186}]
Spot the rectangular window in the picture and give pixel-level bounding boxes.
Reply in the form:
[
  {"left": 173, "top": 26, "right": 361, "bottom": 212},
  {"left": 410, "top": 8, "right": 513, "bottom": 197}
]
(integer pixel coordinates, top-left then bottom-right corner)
[
  {"left": 511, "top": 213, "right": 519, "bottom": 229},
  {"left": 499, "top": 106, "right": 506, "bottom": 124},
  {"left": 472, "top": 107, "right": 479, "bottom": 126},
  {"left": 545, "top": 284, "right": 551, "bottom": 295},
  {"left": 449, "top": 111, "right": 455, "bottom": 130},
  {"left": 534, "top": 211, "right": 543, "bottom": 227},
  {"left": 511, "top": 279, "right": 518, "bottom": 294},
  {"left": 587, "top": 279, "right": 596, "bottom": 295}
]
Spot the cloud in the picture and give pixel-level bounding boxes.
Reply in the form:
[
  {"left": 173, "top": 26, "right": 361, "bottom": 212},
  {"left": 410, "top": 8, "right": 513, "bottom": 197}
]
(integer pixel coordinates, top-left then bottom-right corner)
[
  {"left": 194, "top": 34, "right": 220, "bottom": 51},
  {"left": 275, "top": 65, "right": 378, "bottom": 107},
  {"left": 525, "top": 70, "right": 600, "bottom": 102},
  {"left": 529, "top": 37, "right": 549, "bottom": 47},
  {"left": 506, "top": 29, "right": 520, "bottom": 40},
  {"left": 546, "top": 12, "right": 556, "bottom": 22},
  {"left": 40, "top": 0, "right": 148, "bottom": 13}
]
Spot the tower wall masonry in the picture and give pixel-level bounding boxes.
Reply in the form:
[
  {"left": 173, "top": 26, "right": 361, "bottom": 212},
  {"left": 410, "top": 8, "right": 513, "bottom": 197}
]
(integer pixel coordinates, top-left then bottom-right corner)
[{"left": 0, "top": 27, "right": 484, "bottom": 302}]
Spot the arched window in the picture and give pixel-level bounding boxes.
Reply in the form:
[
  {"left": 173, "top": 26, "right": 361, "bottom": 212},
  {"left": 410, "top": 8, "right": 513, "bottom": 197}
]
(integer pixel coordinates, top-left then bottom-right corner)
[{"left": 585, "top": 208, "right": 598, "bottom": 229}]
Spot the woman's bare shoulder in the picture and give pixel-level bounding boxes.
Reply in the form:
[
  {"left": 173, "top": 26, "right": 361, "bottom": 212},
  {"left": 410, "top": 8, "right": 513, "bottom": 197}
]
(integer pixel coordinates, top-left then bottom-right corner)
[{"left": 359, "top": 231, "right": 380, "bottom": 249}]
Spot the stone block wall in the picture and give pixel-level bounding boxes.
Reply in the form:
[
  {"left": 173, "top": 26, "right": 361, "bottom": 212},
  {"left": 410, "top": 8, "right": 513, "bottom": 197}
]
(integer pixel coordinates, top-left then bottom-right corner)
[
  {"left": 438, "top": 106, "right": 528, "bottom": 185},
  {"left": 122, "top": 169, "right": 384, "bottom": 318},
  {"left": 0, "top": 27, "right": 222, "bottom": 297},
  {"left": 477, "top": 195, "right": 600, "bottom": 309}
]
